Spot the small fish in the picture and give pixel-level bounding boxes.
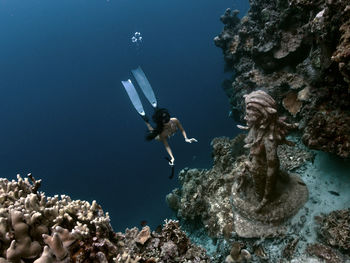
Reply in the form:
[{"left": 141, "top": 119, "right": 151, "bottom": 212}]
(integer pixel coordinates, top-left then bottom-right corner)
[
  {"left": 328, "top": 191, "right": 340, "bottom": 196},
  {"left": 237, "top": 124, "right": 249, "bottom": 130},
  {"left": 140, "top": 220, "right": 147, "bottom": 227}
]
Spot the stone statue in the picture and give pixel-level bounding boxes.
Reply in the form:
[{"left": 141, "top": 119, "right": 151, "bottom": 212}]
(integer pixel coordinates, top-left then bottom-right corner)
[
  {"left": 237, "top": 90, "right": 298, "bottom": 211},
  {"left": 232, "top": 90, "right": 308, "bottom": 238}
]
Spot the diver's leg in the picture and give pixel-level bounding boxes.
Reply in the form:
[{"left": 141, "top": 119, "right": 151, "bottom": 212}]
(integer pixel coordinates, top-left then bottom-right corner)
[{"left": 131, "top": 66, "right": 158, "bottom": 108}]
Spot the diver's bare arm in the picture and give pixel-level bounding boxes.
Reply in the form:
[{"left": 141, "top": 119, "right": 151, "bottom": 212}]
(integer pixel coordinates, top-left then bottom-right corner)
[
  {"left": 174, "top": 118, "right": 198, "bottom": 143},
  {"left": 161, "top": 137, "right": 175, "bottom": 165},
  {"left": 145, "top": 122, "right": 153, "bottom": 132}
]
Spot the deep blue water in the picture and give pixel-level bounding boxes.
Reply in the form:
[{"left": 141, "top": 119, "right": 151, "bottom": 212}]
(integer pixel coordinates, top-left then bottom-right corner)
[{"left": 0, "top": 0, "right": 248, "bottom": 231}]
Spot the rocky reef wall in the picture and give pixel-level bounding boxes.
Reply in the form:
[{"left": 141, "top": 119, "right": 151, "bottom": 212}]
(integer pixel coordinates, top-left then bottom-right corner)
[{"left": 214, "top": 0, "right": 350, "bottom": 158}]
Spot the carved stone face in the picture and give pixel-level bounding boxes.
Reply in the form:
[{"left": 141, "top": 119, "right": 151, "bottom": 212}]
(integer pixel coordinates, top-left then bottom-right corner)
[{"left": 244, "top": 107, "right": 260, "bottom": 127}]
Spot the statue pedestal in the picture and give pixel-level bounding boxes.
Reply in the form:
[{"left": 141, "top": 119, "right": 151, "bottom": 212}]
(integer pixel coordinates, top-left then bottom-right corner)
[{"left": 231, "top": 174, "right": 308, "bottom": 238}]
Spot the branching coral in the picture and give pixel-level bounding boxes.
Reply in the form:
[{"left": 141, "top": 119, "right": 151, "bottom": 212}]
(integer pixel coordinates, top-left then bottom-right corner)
[
  {"left": 6, "top": 210, "right": 42, "bottom": 262},
  {"left": 0, "top": 175, "right": 210, "bottom": 262}
]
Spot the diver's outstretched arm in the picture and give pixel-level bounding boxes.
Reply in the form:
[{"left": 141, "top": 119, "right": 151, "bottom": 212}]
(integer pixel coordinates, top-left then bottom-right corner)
[
  {"left": 173, "top": 118, "right": 198, "bottom": 143},
  {"left": 145, "top": 121, "right": 153, "bottom": 132},
  {"left": 161, "top": 138, "right": 175, "bottom": 166}
]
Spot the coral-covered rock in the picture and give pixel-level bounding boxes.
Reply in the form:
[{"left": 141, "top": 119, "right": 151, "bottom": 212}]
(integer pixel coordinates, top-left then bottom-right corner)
[
  {"left": 166, "top": 137, "right": 243, "bottom": 237},
  {"left": 211, "top": 134, "right": 247, "bottom": 173},
  {"left": 306, "top": 243, "right": 344, "bottom": 263},
  {"left": 215, "top": 0, "right": 350, "bottom": 158},
  {"left": 302, "top": 110, "right": 350, "bottom": 158},
  {"left": 316, "top": 209, "right": 350, "bottom": 255},
  {"left": 330, "top": 4, "right": 350, "bottom": 87},
  {"left": 167, "top": 134, "right": 312, "bottom": 238}
]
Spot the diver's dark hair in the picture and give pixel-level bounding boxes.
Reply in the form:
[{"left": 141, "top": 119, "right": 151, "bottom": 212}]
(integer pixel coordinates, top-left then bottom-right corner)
[{"left": 146, "top": 108, "right": 170, "bottom": 141}]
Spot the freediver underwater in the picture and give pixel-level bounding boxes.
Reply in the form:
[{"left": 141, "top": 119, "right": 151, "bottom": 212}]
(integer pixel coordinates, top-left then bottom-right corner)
[{"left": 121, "top": 66, "right": 198, "bottom": 178}]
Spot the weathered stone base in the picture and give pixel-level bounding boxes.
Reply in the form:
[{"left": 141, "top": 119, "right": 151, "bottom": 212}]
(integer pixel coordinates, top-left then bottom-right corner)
[
  {"left": 231, "top": 173, "right": 308, "bottom": 238},
  {"left": 233, "top": 213, "right": 287, "bottom": 238}
]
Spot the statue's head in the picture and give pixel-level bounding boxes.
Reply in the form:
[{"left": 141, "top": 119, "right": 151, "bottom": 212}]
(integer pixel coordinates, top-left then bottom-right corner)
[{"left": 243, "top": 90, "right": 277, "bottom": 129}]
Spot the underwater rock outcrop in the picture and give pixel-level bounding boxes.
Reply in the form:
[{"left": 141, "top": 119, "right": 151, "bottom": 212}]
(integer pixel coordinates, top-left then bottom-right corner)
[
  {"left": 166, "top": 134, "right": 248, "bottom": 238},
  {"left": 167, "top": 132, "right": 348, "bottom": 262},
  {"left": 0, "top": 174, "right": 210, "bottom": 262},
  {"left": 166, "top": 133, "right": 313, "bottom": 239},
  {"left": 214, "top": 0, "right": 350, "bottom": 158},
  {"left": 306, "top": 243, "right": 345, "bottom": 263},
  {"left": 315, "top": 209, "right": 350, "bottom": 255},
  {"left": 166, "top": 131, "right": 350, "bottom": 261}
]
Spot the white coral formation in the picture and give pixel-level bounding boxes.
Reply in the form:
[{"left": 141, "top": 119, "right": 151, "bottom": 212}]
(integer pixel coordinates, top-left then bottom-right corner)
[
  {"left": 0, "top": 175, "right": 111, "bottom": 235},
  {"left": 0, "top": 175, "right": 210, "bottom": 263},
  {"left": 6, "top": 210, "right": 42, "bottom": 262},
  {"left": 0, "top": 174, "right": 112, "bottom": 262}
]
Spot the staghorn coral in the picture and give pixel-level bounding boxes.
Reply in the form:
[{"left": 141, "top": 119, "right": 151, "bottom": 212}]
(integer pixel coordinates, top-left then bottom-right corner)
[{"left": 215, "top": 0, "right": 350, "bottom": 158}]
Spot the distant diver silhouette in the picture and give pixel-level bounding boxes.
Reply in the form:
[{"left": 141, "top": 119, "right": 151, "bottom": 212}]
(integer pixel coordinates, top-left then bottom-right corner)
[{"left": 121, "top": 66, "right": 197, "bottom": 174}]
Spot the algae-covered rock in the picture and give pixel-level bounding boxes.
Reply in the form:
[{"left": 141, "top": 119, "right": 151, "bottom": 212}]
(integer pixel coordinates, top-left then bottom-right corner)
[{"left": 215, "top": 0, "right": 350, "bottom": 158}]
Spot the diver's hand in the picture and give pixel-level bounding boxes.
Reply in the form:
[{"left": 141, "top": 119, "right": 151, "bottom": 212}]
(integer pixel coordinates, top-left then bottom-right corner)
[
  {"left": 169, "top": 158, "right": 175, "bottom": 166},
  {"left": 185, "top": 138, "right": 198, "bottom": 143}
]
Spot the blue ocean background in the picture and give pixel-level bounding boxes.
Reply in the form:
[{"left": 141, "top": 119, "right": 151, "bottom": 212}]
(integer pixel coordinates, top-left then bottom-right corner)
[{"left": 0, "top": 0, "right": 249, "bottom": 231}]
